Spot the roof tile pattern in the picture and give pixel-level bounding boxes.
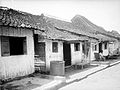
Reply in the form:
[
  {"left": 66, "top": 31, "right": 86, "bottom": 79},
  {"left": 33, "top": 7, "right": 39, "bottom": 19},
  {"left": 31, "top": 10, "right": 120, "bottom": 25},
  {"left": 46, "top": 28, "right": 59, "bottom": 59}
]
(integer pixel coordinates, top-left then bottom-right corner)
[
  {"left": 0, "top": 6, "right": 119, "bottom": 42},
  {"left": 0, "top": 7, "right": 46, "bottom": 30},
  {"left": 45, "top": 22, "right": 89, "bottom": 41},
  {"left": 44, "top": 15, "right": 99, "bottom": 40}
]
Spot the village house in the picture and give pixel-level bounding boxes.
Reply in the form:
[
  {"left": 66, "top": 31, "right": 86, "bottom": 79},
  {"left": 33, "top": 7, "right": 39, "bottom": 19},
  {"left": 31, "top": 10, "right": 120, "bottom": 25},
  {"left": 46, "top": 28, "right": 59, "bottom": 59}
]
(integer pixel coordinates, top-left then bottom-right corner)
[
  {"left": 0, "top": 7, "right": 98, "bottom": 81},
  {"left": 34, "top": 14, "right": 99, "bottom": 71},
  {"left": 91, "top": 31, "right": 120, "bottom": 60},
  {"left": 71, "top": 15, "right": 119, "bottom": 61},
  {"left": 1, "top": 6, "right": 120, "bottom": 82},
  {"left": 92, "top": 34, "right": 118, "bottom": 60},
  {"left": 107, "top": 31, "right": 120, "bottom": 56},
  {"left": 34, "top": 15, "right": 91, "bottom": 71},
  {"left": 0, "top": 7, "right": 45, "bottom": 81}
]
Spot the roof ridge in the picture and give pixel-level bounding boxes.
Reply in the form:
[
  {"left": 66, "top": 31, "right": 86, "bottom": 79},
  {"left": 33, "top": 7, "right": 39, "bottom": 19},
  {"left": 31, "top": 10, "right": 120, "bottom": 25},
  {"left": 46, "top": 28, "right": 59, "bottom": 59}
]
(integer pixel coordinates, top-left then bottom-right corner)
[
  {"left": 0, "top": 6, "right": 9, "bottom": 10},
  {"left": 43, "top": 13, "right": 71, "bottom": 23}
]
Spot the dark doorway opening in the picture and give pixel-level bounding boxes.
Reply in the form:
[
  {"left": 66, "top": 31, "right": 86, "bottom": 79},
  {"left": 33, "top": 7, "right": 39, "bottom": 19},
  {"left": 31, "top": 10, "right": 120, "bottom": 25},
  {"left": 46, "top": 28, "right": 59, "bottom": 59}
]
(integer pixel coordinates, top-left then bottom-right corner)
[
  {"left": 34, "top": 34, "right": 46, "bottom": 61},
  {"left": 63, "top": 43, "right": 71, "bottom": 66},
  {"left": 34, "top": 34, "right": 38, "bottom": 55},
  {"left": 38, "top": 42, "right": 46, "bottom": 61},
  {"left": 99, "top": 43, "right": 102, "bottom": 53}
]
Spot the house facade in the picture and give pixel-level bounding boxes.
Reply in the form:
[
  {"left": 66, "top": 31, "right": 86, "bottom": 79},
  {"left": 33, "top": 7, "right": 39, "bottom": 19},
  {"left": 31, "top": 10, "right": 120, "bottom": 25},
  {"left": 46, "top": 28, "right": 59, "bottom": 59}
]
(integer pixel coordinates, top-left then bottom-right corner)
[
  {"left": 34, "top": 36, "right": 63, "bottom": 71},
  {"left": 1, "top": 6, "right": 120, "bottom": 81},
  {"left": 90, "top": 41, "right": 99, "bottom": 61},
  {"left": 35, "top": 38, "right": 92, "bottom": 71},
  {"left": 108, "top": 40, "right": 120, "bottom": 56},
  {"left": 0, "top": 7, "right": 45, "bottom": 80},
  {"left": 0, "top": 26, "right": 34, "bottom": 80},
  {"left": 34, "top": 20, "right": 91, "bottom": 71},
  {"left": 71, "top": 15, "right": 120, "bottom": 60}
]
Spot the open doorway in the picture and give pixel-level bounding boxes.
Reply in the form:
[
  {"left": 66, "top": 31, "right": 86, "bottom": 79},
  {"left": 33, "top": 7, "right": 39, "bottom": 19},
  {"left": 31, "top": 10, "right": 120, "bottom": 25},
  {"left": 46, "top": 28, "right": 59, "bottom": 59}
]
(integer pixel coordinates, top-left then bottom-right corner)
[
  {"left": 63, "top": 43, "right": 71, "bottom": 66},
  {"left": 99, "top": 43, "right": 102, "bottom": 53},
  {"left": 34, "top": 34, "right": 46, "bottom": 61},
  {"left": 37, "top": 42, "right": 46, "bottom": 61}
]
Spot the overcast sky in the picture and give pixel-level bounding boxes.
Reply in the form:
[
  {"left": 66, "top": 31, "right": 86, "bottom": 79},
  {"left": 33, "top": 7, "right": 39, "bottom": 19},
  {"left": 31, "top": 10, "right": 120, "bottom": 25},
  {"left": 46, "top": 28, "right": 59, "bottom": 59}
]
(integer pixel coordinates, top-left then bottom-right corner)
[{"left": 1, "top": 0, "right": 120, "bottom": 33}]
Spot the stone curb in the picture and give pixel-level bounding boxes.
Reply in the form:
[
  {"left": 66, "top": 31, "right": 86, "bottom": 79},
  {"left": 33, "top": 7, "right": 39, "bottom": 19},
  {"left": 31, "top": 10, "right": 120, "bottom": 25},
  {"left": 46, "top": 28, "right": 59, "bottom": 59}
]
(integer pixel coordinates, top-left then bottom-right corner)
[
  {"left": 66, "top": 65, "right": 107, "bottom": 84},
  {"left": 32, "top": 80, "right": 65, "bottom": 90},
  {"left": 32, "top": 76, "right": 66, "bottom": 90},
  {"left": 66, "top": 60, "right": 120, "bottom": 84},
  {"left": 32, "top": 60, "right": 120, "bottom": 90},
  {"left": 109, "top": 60, "right": 120, "bottom": 66}
]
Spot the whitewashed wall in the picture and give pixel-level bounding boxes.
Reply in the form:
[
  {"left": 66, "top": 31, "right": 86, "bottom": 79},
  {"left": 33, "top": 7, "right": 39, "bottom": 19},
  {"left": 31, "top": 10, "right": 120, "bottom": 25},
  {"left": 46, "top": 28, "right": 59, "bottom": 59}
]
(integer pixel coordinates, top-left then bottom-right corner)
[
  {"left": 90, "top": 42, "right": 109, "bottom": 60},
  {"left": 90, "top": 43, "right": 99, "bottom": 61},
  {"left": 0, "top": 26, "right": 34, "bottom": 80},
  {"left": 117, "top": 41, "right": 120, "bottom": 52},
  {"left": 109, "top": 43, "right": 114, "bottom": 54},
  {"left": 109, "top": 40, "right": 120, "bottom": 55},
  {"left": 113, "top": 41, "right": 119, "bottom": 50},
  {"left": 115, "top": 41, "right": 120, "bottom": 52},
  {"left": 102, "top": 42, "right": 109, "bottom": 56},
  {"left": 71, "top": 42, "right": 83, "bottom": 65},
  {"left": 44, "top": 40, "right": 63, "bottom": 71}
]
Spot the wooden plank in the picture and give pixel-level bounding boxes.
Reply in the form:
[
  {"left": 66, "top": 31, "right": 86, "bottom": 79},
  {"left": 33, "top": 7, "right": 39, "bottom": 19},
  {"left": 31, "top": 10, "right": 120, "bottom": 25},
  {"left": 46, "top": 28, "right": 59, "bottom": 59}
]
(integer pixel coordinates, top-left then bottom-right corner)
[
  {"left": 23, "top": 38, "right": 27, "bottom": 54},
  {"left": 1, "top": 36, "right": 10, "bottom": 56},
  {"left": 0, "top": 26, "right": 2, "bottom": 35},
  {"left": 0, "top": 37, "right": 1, "bottom": 57}
]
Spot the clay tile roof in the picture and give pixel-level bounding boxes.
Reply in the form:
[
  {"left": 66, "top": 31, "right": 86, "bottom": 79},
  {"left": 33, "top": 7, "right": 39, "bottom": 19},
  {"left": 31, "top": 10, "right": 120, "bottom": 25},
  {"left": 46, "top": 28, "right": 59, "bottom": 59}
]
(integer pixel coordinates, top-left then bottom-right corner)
[
  {"left": 107, "top": 30, "right": 120, "bottom": 39},
  {"left": 43, "top": 14, "right": 99, "bottom": 40},
  {"left": 96, "top": 34, "right": 117, "bottom": 42},
  {"left": 0, "top": 6, "right": 46, "bottom": 31},
  {"left": 45, "top": 22, "right": 89, "bottom": 41}
]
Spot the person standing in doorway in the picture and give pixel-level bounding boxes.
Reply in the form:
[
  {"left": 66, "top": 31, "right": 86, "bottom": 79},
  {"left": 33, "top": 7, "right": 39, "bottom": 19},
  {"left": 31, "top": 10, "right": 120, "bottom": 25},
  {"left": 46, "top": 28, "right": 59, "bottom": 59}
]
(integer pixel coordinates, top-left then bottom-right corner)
[{"left": 99, "top": 50, "right": 105, "bottom": 61}]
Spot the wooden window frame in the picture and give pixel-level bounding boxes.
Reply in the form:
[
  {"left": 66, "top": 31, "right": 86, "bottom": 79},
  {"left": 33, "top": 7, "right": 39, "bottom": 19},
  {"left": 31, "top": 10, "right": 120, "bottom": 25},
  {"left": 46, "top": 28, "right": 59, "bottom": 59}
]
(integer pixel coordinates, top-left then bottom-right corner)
[
  {"left": 1, "top": 36, "right": 27, "bottom": 56},
  {"left": 1, "top": 36, "right": 10, "bottom": 56},
  {"left": 52, "top": 42, "right": 58, "bottom": 53},
  {"left": 74, "top": 43, "right": 80, "bottom": 51},
  {"left": 94, "top": 44, "right": 97, "bottom": 51}
]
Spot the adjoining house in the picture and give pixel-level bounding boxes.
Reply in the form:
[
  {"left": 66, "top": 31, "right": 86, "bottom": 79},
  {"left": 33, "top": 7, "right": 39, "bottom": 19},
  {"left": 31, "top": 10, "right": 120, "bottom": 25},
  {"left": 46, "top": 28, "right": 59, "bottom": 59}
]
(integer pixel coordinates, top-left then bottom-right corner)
[
  {"left": 71, "top": 15, "right": 120, "bottom": 60},
  {"left": 0, "top": 7, "right": 98, "bottom": 80},
  {"left": 90, "top": 30, "right": 120, "bottom": 60},
  {"left": 107, "top": 30, "right": 120, "bottom": 56},
  {"left": 34, "top": 17, "right": 91, "bottom": 71},
  {"left": 0, "top": 7, "right": 45, "bottom": 81},
  {"left": 33, "top": 14, "right": 100, "bottom": 72},
  {"left": 91, "top": 34, "right": 118, "bottom": 60}
]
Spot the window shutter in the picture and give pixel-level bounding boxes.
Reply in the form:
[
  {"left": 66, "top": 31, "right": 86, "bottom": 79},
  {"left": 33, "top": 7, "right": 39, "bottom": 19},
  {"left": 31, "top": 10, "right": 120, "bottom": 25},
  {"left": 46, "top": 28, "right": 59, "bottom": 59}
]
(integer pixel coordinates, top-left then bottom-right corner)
[
  {"left": 1, "top": 36, "right": 10, "bottom": 56},
  {"left": 23, "top": 38, "right": 27, "bottom": 54}
]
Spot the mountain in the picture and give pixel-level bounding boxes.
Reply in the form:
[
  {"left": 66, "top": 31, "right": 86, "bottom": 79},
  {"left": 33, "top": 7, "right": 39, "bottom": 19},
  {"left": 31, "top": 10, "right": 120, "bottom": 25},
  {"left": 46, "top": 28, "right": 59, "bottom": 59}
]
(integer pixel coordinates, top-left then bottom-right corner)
[
  {"left": 71, "top": 15, "right": 120, "bottom": 40},
  {"left": 71, "top": 15, "right": 108, "bottom": 34}
]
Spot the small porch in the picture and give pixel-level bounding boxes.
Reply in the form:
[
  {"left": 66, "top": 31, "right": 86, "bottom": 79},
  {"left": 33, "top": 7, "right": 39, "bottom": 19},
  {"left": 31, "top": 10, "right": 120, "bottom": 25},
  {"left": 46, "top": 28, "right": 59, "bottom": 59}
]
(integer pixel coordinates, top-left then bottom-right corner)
[{"left": 34, "top": 34, "right": 46, "bottom": 72}]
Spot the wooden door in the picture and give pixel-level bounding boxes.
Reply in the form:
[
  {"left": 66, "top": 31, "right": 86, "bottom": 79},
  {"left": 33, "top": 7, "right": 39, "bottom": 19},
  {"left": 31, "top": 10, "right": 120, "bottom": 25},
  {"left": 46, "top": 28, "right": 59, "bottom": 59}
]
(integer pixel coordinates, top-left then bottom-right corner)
[
  {"left": 99, "top": 43, "right": 102, "bottom": 53},
  {"left": 63, "top": 43, "right": 71, "bottom": 66},
  {"left": 38, "top": 42, "right": 46, "bottom": 61}
]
